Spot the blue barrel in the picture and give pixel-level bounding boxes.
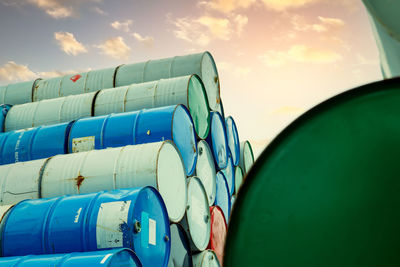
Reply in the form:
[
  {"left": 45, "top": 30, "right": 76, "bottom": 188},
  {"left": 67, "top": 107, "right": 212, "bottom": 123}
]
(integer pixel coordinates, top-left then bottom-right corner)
[
  {"left": 0, "top": 249, "right": 142, "bottom": 267},
  {"left": 0, "top": 122, "right": 73, "bottom": 165},
  {"left": 221, "top": 152, "right": 235, "bottom": 196},
  {"left": 0, "top": 105, "right": 11, "bottom": 133},
  {"left": 225, "top": 116, "right": 240, "bottom": 166},
  {"left": 168, "top": 224, "right": 192, "bottom": 267},
  {"left": 206, "top": 111, "right": 228, "bottom": 170},
  {"left": 0, "top": 187, "right": 170, "bottom": 267},
  {"left": 69, "top": 105, "right": 197, "bottom": 175},
  {"left": 214, "top": 171, "right": 231, "bottom": 222}
]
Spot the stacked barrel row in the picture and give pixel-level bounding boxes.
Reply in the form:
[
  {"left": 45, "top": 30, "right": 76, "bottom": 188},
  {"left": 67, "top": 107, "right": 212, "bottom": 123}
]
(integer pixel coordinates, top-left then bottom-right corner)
[{"left": 0, "top": 51, "right": 254, "bottom": 267}]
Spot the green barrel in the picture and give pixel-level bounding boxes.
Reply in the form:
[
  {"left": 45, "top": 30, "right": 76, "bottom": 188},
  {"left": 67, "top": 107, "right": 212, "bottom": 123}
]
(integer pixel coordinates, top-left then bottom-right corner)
[{"left": 225, "top": 78, "right": 400, "bottom": 267}]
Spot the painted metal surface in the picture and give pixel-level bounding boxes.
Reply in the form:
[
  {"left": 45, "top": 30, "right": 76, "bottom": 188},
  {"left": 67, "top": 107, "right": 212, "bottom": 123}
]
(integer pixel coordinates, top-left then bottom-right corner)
[
  {"left": 95, "top": 75, "right": 210, "bottom": 139},
  {"left": 0, "top": 249, "right": 142, "bottom": 267},
  {"left": 1, "top": 187, "right": 170, "bottom": 267},
  {"left": 195, "top": 140, "right": 216, "bottom": 205},
  {"left": 115, "top": 52, "right": 220, "bottom": 111},
  {"left": 5, "top": 92, "right": 96, "bottom": 132},
  {"left": 181, "top": 177, "right": 211, "bottom": 251},
  {"left": 221, "top": 153, "right": 234, "bottom": 196},
  {"left": 0, "top": 79, "right": 39, "bottom": 105},
  {"left": 69, "top": 105, "right": 197, "bottom": 175},
  {"left": 0, "top": 122, "right": 72, "bottom": 165},
  {"left": 207, "top": 206, "right": 227, "bottom": 265},
  {"left": 0, "top": 105, "right": 11, "bottom": 133},
  {"left": 225, "top": 116, "right": 239, "bottom": 166},
  {"left": 239, "top": 141, "right": 254, "bottom": 174},
  {"left": 234, "top": 166, "right": 243, "bottom": 195},
  {"left": 192, "top": 250, "right": 220, "bottom": 267},
  {"left": 41, "top": 141, "right": 187, "bottom": 223},
  {"left": 205, "top": 112, "right": 228, "bottom": 170},
  {"left": 167, "top": 224, "right": 193, "bottom": 267},
  {"left": 225, "top": 78, "right": 400, "bottom": 266},
  {"left": 214, "top": 172, "right": 230, "bottom": 223}
]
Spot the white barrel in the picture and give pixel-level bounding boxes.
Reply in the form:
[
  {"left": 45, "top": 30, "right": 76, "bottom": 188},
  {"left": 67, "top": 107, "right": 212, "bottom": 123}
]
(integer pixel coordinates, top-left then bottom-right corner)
[
  {"left": 0, "top": 158, "right": 48, "bottom": 205},
  {"left": 181, "top": 177, "right": 211, "bottom": 251},
  {"left": 195, "top": 140, "right": 216, "bottom": 205},
  {"left": 0, "top": 80, "right": 39, "bottom": 105},
  {"left": 33, "top": 76, "right": 62, "bottom": 101},
  {"left": 41, "top": 141, "right": 187, "bottom": 223},
  {"left": 193, "top": 250, "right": 220, "bottom": 267},
  {"left": 239, "top": 141, "right": 255, "bottom": 174},
  {"left": 115, "top": 51, "right": 220, "bottom": 111},
  {"left": 0, "top": 205, "right": 12, "bottom": 223},
  {"left": 5, "top": 92, "right": 96, "bottom": 132}
]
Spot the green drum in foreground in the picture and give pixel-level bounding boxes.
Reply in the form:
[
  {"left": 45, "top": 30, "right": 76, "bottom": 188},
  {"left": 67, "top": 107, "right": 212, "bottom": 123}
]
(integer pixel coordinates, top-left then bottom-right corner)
[{"left": 225, "top": 78, "right": 400, "bottom": 267}]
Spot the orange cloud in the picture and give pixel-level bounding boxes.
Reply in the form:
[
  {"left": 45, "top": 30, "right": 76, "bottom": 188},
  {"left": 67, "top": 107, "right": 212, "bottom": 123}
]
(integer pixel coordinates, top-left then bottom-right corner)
[{"left": 54, "top": 32, "right": 88, "bottom": 56}]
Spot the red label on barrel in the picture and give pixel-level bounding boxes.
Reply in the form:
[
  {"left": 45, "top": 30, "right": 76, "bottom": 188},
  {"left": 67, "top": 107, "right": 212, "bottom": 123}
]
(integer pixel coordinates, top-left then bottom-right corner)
[{"left": 70, "top": 74, "right": 82, "bottom": 82}]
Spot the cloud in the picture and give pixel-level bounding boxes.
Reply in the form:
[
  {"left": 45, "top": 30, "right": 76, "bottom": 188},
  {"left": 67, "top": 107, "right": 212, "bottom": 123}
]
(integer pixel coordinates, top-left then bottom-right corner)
[
  {"left": 233, "top": 14, "right": 248, "bottom": 36},
  {"left": 0, "top": 61, "right": 37, "bottom": 82},
  {"left": 111, "top": 19, "right": 132, "bottom": 32},
  {"left": 291, "top": 15, "right": 345, "bottom": 33},
  {"left": 198, "top": 0, "right": 256, "bottom": 13},
  {"left": 54, "top": 32, "right": 87, "bottom": 56},
  {"left": 259, "top": 45, "right": 342, "bottom": 67},
  {"left": 38, "top": 68, "right": 91, "bottom": 78},
  {"left": 260, "top": 0, "right": 321, "bottom": 11},
  {"left": 95, "top": 37, "right": 131, "bottom": 60},
  {"left": 218, "top": 61, "right": 251, "bottom": 77},
  {"left": 132, "top": 33, "right": 154, "bottom": 47},
  {"left": 92, "top": 6, "right": 106, "bottom": 15}
]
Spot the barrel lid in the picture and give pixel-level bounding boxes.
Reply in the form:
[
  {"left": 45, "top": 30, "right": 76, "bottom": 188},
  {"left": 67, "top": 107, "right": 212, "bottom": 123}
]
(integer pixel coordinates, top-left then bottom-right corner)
[
  {"left": 184, "top": 177, "right": 211, "bottom": 251},
  {"left": 239, "top": 140, "right": 254, "bottom": 174},
  {"left": 225, "top": 116, "right": 239, "bottom": 166},
  {"left": 188, "top": 75, "right": 210, "bottom": 139},
  {"left": 200, "top": 52, "right": 220, "bottom": 112},
  {"left": 168, "top": 224, "right": 193, "bottom": 267},
  {"left": 221, "top": 153, "right": 235, "bottom": 196},
  {"left": 225, "top": 78, "right": 400, "bottom": 266},
  {"left": 104, "top": 248, "right": 142, "bottom": 267},
  {"left": 214, "top": 172, "right": 231, "bottom": 222},
  {"left": 172, "top": 105, "right": 198, "bottom": 176},
  {"left": 157, "top": 141, "right": 187, "bottom": 223},
  {"left": 234, "top": 166, "right": 244, "bottom": 195},
  {"left": 193, "top": 250, "right": 220, "bottom": 267},
  {"left": 206, "top": 112, "right": 228, "bottom": 170},
  {"left": 195, "top": 140, "right": 217, "bottom": 205},
  {"left": 208, "top": 206, "right": 227, "bottom": 265}
]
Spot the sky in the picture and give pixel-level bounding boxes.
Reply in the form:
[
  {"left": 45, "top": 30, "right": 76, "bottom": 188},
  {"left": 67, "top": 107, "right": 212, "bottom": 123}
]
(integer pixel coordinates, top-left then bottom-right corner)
[{"left": 0, "top": 0, "right": 382, "bottom": 158}]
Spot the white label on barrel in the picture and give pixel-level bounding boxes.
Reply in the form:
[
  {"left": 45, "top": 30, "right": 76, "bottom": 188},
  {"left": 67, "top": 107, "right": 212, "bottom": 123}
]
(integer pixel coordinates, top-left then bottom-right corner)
[
  {"left": 72, "top": 136, "right": 95, "bottom": 153},
  {"left": 149, "top": 218, "right": 156, "bottom": 245},
  {"left": 96, "top": 201, "right": 131, "bottom": 249}
]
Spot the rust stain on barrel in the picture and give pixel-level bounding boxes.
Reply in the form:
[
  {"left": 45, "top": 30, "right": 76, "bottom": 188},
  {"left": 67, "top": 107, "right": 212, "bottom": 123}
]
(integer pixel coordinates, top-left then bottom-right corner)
[{"left": 75, "top": 175, "right": 85, "bottom": 189}]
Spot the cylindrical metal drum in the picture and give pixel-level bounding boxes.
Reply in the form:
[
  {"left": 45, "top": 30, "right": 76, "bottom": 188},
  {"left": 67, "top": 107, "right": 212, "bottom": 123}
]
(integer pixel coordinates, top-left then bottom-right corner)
[
  {"left": 115, "top": 52, "right": 220, "bottom": 112},
  {"left": 225, "top": 78, "right": 400, "bottom": 267},
  {"left": 168, "top": 224, "right": 193, "bottom": 267},
  {"left": 181, "top": 177, "right": 211, "bottom": 252},
  {"left": 95, "top": 75, "right": 210, "bottom": 139},
  {"left": 195, "top": 140, "right": 216, "bottom": 205},
  {"left": 5, "top": 92, "right": 96, "bottom": 132},
  {"left": 0, "top": 187, "right": 170, "bottom": 267},
  {"left": 41, "top": 141, "right": 187, "bottom": 223},
  {"left": 221, "top": 152, "right": 234, "bottom": 196},
  {"left": 0, "top": 79, "right": 39, "bottom": 105},
  {"left": 0, "top": 122, "right": 73, "bottom": 165},
  {"left": 207, "top": 206, "right": 227, "bottom": 265},
  {"left": 234, "top": 166, "right": 244, "bottom": 195},
  {"left": 225, "top": 116, "right": 240, "bottom": 166},
  {"left": 214, "top": 172, "right": 230, "bottom": 223},
  {"left": 239, "top": 140, "right": 254, "bottom": 174},
  {"left": 206, "top": 112, "right": 228, "bottom": 170},
  {"left": 192, "top": 250, "right": 220, "bottom": 267},
  {"left": 0, "top": 249, "right": 142, "bottom": 267},
  {"left": 0, "top": 105, "right": 11, "bottom": 133},
  {"left": 69, "top": 105, "right": 197, "bottom": 176}
]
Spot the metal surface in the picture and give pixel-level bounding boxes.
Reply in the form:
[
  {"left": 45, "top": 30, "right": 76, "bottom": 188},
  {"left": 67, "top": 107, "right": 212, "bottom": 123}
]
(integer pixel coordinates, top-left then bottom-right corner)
[
  {"left": 225, "top": 78, "right": 400, "bottom": 266},
  {"left": 207, "top": 206, "right": 227, "bottom": 265},
  {"left": 70, "top": 105, "right": 197, "bottom": 176},
  {"left": 192, "top": 250, "right": 220, "bottom": 267},
  {"left": 180, "top": 177, "right": 211, "bottom": 251},
  {"left": 41, "top": 141, "right": 187, "bottom": 223},
  {"left": 0, "top": 105, "right": 11, "bottom": 133},
  {"left": 1, "top": 187, "right": 170, "bottom": 267},
  {"left": 234, "top": 166, "right": 243, "bottom": 195},
  {"left": 195, "top": 140, "right": 217, "bottom": 205},
  {"left": 5, "top": 92, "right": 96, "bottom": 132},
  {"left": 167, "top": 224, "right": 193, "bottom": 267},
  {"left": 115, "top": 52, "right": 220, "bottom": 111},
  {"left": 0, "top": 249, "right": 142, "bottom": 267},
  {"left": 221, "top": 153, "right": 234, "bottom": 196},
  {"left": 206, "top": 112, "right": 228, "bottom": 170},
  {"left": 239, "top": 141, "right": 254, "bottom": 174},
  {"left": 225, "top": 116, "right": 240, "bottom": 166},
  {"left": 0, "top": 80, "right": 39, "bottom": 105},
  {"left": 214, "top": 172, "right": 230, "bottom": 224},
  {"left": 95, "top": 75, "right": 210, "bottom": 139}
]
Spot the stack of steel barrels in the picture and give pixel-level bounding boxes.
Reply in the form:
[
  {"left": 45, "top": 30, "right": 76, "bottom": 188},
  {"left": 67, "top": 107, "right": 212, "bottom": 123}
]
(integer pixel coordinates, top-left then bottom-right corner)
[{"left": 0, "top": 51, "right": 254, "bottom": 267}]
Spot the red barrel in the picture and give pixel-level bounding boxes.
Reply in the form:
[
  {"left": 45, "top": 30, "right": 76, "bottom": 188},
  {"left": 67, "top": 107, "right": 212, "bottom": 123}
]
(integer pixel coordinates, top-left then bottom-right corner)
[{"left": 207, "top": 206, "right": 227, "bottom": 265}]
